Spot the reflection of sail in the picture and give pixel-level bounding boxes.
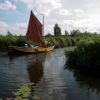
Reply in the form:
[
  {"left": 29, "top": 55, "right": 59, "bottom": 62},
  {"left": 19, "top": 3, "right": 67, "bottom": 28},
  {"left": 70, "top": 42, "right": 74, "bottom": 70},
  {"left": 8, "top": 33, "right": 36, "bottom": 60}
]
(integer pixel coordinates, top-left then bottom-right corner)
[
  {"left": 27, "top": 53, "right": 45, "bottom": 83},
  {"left": 27, "top": 61, "right": 43, "bottom": 83}
]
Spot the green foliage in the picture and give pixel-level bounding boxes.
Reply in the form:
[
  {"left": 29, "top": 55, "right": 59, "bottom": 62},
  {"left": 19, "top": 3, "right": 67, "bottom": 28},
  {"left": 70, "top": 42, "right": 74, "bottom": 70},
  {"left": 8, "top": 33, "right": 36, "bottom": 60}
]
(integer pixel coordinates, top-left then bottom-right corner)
[
  {"left": 65, "top": 30, "right": 69, "bottom": 36},
  {"left": 70, "top": 29, "right": 81, "bottom": 37},
  {"left": 45, "top": 35, "right": 74, "bottom": 47},
  {"left": 0, "top": 30, "right": 99, "bottom": 51},
  {"left": 32, "top": 95, "right": 41, "bottom": 100},
  {"left": 12, "top": 83, "right": 31, "bottom": 97},
  {"left": 66, "top": 37, "right": 100, "bottom": 73},
  {"left": 15, "top": 36, "right": 26, "bottom": 46},
  {"left": 12, "top": 83, "right": 40, "bottom": 100},
  {"left": 6, "top": 31, "right": 13, "bottom": 37},
  {"left": 45, "top": 33, "right": 53, "bottom": 37},
  {"left": 0, "top": 35, "right": 17, "bottom": 51},
  {"left": 54, "top": 24, "right": 61, "bottom": 36},
  {"left": 0, "top": 35, "right": 33, "bottom": 51}
]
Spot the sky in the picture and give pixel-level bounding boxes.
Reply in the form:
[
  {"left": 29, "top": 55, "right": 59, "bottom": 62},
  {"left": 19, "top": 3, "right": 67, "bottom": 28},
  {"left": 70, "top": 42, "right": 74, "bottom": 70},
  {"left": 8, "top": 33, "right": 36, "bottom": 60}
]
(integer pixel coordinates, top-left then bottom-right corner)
[{"left": 0, "top": 0, "right": 100, "bottom": 35}]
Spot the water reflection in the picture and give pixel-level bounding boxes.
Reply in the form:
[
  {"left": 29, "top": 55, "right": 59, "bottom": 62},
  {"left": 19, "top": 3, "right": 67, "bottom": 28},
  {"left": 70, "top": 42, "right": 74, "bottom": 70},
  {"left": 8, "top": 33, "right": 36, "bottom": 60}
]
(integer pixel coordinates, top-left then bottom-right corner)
[
  {"left": 1, "top": 48, "right": 100, "bottom": 100},
  {"left": 27, "top": 53, "right": 45, "bottom": 84},
  {"left": 8, "top": 55, "right": 13, "bottom": 63},
  {"left": 71, "top": 69, "right": 100, "bottom": 96},
  {"left": 27, "top": 59, "right": 44, "bottom": 83},
  {"left": 74, "top": 71, "right": 100, "bottom": 95}
]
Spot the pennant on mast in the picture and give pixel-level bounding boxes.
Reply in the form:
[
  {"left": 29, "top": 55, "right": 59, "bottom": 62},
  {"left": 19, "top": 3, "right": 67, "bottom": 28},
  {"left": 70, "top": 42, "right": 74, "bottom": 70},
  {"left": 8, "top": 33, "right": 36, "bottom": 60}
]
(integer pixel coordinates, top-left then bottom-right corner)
[{"left": 26, "top": 11, "right": 43, "bottom": 42}]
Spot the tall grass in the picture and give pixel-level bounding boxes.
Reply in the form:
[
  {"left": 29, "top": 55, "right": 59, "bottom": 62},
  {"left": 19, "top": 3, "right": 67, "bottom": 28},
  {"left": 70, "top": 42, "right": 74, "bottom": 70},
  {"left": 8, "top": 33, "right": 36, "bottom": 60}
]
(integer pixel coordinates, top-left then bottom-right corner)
[
  {"left": 0, "top": 31, "right": 99, "bottom": 52},
  {"left": 45, "top": 35, "right": 74, "bottom": 47},
  {"left": 0, "top": 35, "right": 31, "bottom": 51},
  {"left": 66, "top": 37, "right": 100, "bottom": 73}
]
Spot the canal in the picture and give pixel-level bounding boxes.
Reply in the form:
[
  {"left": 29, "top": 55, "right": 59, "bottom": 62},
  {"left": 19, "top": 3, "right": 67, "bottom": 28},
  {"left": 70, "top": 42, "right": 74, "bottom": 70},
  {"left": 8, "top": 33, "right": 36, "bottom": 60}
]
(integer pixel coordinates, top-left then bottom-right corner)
[{"left": 0, "top": 48, "right": 100, "bottom": 100}]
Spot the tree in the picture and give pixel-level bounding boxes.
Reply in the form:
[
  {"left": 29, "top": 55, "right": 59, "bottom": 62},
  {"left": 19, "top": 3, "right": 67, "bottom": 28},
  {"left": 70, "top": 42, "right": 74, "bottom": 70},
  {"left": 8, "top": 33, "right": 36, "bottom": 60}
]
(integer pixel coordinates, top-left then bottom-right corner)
[
  {"left": 65, "top": 30, "right": 69, "bottom": 36},
  {"left": 54, "top": 24, "right": 61, "bottom": 36},
  {"left": 46, "top": 33, "right": 53, "bottom": 37},
  {"left": 70, "top": 29, "right": 81, "bottom": 36},
  {"left": 6, "top": 31, "right": 12, "bottom": 36}
]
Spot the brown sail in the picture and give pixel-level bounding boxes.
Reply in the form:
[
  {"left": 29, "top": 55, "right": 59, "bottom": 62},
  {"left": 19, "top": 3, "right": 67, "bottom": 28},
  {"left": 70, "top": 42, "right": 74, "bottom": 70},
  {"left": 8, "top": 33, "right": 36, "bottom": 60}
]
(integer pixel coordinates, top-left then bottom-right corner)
[{"left": 26, "top": 11, "right": 43, "bottom": 42}]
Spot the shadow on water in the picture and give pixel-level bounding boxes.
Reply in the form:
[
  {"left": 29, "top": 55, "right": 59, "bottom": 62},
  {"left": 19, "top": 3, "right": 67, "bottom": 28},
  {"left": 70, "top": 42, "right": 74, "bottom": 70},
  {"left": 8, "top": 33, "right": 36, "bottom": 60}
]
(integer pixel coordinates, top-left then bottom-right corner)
[
  {"left": 73, "top": 70, "right": 100, "bottom": 95},
  {"left": 0, "top": 52, "right": 46, "bottom": 97},
  {"left": 8, "top": 53, "right": 46, "bottom": 85},
  {"left": 65, "top": 65, "right": 100, "bottom": 97},
  {"left": 27, "top": 53, "right": 45, "bottom": 84}
]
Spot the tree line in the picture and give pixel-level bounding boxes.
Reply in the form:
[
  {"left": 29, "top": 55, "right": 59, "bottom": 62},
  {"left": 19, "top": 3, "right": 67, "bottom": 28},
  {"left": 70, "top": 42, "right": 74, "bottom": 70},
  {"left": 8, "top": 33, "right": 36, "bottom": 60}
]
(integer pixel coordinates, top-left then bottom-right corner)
[
  {"left": 53, "top": 23, "right": 98, "bottom": 36},
  {"left": 0, "top": 23, "right": 100, "bottom": 52}
]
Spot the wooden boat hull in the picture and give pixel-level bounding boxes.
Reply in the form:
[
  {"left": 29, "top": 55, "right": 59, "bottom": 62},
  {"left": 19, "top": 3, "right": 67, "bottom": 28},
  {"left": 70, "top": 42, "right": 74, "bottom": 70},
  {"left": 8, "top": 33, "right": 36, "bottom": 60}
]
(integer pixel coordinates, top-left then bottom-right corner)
[
  {"left": 36, "top": 45, "right": 55, "bottom": 52},
  {"left": 8, "top": 45, "right": 55, "bottom": 55},
  {"left": 8, "top": 46, "right": 36, "bottom": 55}
]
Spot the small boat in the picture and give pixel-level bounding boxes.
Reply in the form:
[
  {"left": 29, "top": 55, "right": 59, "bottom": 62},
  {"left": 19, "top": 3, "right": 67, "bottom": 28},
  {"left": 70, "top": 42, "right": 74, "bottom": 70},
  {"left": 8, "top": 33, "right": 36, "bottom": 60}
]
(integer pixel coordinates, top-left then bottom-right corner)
[
  {"left": 8, "top": 45, "right": 36, "bottom": 55},
  {"left": 8, "top": 11, "right": 54, "bottom": 54},
  {"left": 26, "top": 11, "right": 55, "bottom": 53}
]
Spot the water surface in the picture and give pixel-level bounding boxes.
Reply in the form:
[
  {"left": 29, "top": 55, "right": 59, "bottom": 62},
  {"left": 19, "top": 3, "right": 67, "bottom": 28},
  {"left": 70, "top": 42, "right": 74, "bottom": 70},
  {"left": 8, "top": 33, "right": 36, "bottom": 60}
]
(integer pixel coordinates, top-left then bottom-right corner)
[{"left": 0, "top": 48, "right": 100, "bottom": 100}]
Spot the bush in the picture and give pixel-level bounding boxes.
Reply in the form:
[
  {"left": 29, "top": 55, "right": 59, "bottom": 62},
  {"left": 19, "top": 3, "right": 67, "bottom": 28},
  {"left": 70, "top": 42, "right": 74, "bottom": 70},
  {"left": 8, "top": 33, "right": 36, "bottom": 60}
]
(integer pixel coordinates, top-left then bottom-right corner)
[
  {"left": 45, "top": 35, "right": 73, "bottom": 48},
  {"left": 66, "top": 37, "right": 100, "bottom": 72},
  {"left": 0, "top": 35, "right": 32, "bottom": 51}
]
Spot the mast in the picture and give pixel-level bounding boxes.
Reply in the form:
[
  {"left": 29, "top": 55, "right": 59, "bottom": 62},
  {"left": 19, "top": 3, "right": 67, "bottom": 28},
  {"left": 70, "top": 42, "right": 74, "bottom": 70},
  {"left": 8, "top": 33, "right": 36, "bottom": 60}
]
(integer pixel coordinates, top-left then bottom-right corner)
[{"left": 42, "top": 14, "right": 44, "bottom": 36}]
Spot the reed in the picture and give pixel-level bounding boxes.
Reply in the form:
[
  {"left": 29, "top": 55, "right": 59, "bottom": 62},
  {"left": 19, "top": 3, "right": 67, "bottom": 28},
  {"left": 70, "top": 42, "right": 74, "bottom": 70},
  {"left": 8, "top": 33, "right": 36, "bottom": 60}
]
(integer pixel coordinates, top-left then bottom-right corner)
[{"left": 66, "top": 37, "right": 100, "bottom": 73}]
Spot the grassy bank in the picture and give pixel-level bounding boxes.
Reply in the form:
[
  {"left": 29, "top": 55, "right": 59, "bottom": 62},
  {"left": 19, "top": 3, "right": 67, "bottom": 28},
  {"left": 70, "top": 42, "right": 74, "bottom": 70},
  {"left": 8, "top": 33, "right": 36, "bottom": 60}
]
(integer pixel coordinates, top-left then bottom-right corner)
[
  {"left": 45, "top": 35, "right": 75, "bottom": 47},
  {"left": 0, "top": 34, "right": 75, "bottom": 52},
  {"left": 0, "top": 35, "right": 33, "bottom": 52},
  {"left": 0, "top": 31, "right": 99, "bottom": 52},
  {"left": 65, "top": 37, "right": 100, "bottom": 73}
]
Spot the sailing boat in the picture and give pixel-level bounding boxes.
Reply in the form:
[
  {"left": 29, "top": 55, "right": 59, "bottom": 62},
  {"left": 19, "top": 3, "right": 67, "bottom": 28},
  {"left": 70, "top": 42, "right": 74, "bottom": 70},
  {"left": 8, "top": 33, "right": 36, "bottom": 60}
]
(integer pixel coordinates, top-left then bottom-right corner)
[
  {"left": 26, "top": 11, "right": 55, "bottom": 53},
  {"left": 8, "top": 11, "right": 54, "bottom": 54}
]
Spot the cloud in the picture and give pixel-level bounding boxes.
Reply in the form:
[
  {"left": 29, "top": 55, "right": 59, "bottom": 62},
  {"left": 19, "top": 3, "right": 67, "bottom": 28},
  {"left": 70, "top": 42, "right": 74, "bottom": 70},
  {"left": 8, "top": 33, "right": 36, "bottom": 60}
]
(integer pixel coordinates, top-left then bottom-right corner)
[
  {"left": 20, "top": 0, "right": 62, "bottom": 17},
  {"left": 15, "top": 23, "right": 27, "bottom": 30},
  {"left": 1, "top": 0, "right": 100, "bottom": 35},
  {"left": 48, "top": 0, "right": 62, "bottom": 9},
  {"left": 20, "top": 0, "right": 34, "bottom": 7},
  {"left": 0, "top": 0, "right": 16, "bottom": 10},
  {"left": 21, "top": 0, "right": 62, "bottom": 9},
  {"left": 74, "top": 9, "right": 84, "bottom": 13},
  {"left": 61, "top": 16, "right": 100, "bottom": 33},
  {"left": 0, "top": 21, "right": 8, "bottom": 29},
  {"left": 0, "top": 21, "right": 9, "bottom": 34},
  {"left": 59, "top": 9, "right": 72, "bottom": 16},
  {"left": 45, "top": 9, "right": 51, "bottom": 16},
  {"left": 0, "top": 21, "right": 27, "bottom": 35},
  {"left": 11, "top": 23, "right": 27, "bottom": 35}
]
